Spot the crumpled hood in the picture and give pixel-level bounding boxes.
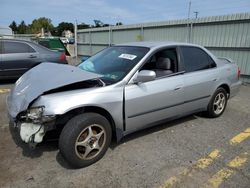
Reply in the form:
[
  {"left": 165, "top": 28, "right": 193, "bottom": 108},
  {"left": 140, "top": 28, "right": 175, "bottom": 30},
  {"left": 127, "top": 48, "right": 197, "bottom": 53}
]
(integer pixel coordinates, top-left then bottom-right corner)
[{"left": 7, "top": 62, "right": 102, "bottom": 118}]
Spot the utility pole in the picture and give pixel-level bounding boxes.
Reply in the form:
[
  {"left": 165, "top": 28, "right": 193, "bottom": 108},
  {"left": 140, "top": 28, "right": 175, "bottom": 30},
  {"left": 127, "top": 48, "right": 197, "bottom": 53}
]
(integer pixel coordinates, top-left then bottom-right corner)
[
  {"left": 188, "top": 1, "right": 191, "bottom": 20},
  {"left": 194, "top": 11, "right": 199, "bottom": 18},
  {"left": 41, "top": 28, "right": 44, "bottom": 37},
  {"left": 187, "top": 0, "right": 192, "bottom": 42}
]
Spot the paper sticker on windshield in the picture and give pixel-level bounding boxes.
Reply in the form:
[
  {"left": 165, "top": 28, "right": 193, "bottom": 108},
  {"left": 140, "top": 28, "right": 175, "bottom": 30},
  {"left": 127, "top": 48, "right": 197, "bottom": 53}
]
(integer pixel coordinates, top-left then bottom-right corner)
[{"left": 119, "top": 54, "right": 137, "bottom": 60}]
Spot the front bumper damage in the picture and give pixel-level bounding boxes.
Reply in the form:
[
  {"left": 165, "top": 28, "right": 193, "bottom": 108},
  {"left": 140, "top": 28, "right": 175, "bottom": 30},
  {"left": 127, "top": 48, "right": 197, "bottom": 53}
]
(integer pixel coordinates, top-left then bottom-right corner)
[
  {"left": 6, "top": 63, "right": 104, "bottom": 148},
  {"left": 20, "top": 123, "right": 45, "bottom": 143},
  {"left": 12, "top": 107, "right": 56, "bottom": 147}
]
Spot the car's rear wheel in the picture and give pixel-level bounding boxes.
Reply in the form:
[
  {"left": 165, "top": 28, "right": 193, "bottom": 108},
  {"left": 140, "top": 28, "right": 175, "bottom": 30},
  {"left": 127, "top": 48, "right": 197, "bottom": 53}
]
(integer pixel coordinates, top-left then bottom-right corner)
[
  {"left": 206, "top": 87, "right": 228, "bottom": 118},
  {"left": 59, "top": 113, "right": 112, "bottom": 168}
]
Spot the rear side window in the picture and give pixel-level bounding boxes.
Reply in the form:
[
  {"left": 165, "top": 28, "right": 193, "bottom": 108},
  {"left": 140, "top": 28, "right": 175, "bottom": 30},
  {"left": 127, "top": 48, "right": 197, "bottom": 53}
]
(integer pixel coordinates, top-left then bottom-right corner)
[
  {"left": 3, "top": 41, "right": 35, "bottom": 53},
  {"left": 181, "top": 46, "right": 215, "bottom": 72}
]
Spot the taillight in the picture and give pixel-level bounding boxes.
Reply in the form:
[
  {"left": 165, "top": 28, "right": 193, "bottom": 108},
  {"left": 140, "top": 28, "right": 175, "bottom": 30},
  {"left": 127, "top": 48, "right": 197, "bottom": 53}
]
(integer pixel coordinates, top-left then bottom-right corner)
[
  {"left": 60, "top": 53, "right": 66, "bottom": 62},
  {"left": 237, "top": 67, "right": 241, "bottom": 79}
]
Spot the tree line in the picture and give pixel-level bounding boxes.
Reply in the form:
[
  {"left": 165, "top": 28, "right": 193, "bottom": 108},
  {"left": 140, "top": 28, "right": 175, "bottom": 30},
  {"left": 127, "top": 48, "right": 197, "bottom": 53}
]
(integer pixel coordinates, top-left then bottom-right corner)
[{"left": 9, "top": 17, "right": 123, "bottom": 36}]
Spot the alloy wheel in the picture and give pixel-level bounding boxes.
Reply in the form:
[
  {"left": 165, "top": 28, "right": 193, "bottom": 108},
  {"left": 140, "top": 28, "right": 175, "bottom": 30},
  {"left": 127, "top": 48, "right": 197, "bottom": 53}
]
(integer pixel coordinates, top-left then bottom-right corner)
[
  {"left": 213, "top": 92, "right": 226, "bottom": 115},
  {"left": 75, "top": 124, "right": 106, "bottom": 160}
]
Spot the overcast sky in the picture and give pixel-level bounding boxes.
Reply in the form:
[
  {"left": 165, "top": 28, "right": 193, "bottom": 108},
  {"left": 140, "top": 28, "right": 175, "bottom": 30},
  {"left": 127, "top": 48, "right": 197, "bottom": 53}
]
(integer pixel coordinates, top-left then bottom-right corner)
[{"left": 1, "top": 0, "right": 250, "bottom": 26}]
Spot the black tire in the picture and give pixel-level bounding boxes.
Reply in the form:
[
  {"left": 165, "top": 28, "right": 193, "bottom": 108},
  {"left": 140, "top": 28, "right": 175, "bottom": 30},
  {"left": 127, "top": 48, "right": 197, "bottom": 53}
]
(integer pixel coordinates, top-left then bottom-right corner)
[
  {"left": 59, "top": 113, "right": 112, "bottom": 168},
  {"left": 206, "top": 87, "right": 228, "bottom": 118}
]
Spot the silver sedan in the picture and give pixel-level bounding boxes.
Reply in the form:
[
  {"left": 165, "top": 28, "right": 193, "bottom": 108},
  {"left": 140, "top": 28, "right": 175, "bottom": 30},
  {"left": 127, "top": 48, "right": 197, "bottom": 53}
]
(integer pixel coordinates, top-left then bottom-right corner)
[{"left": 7, "top": 42, "right": 241, "bottom": 168}]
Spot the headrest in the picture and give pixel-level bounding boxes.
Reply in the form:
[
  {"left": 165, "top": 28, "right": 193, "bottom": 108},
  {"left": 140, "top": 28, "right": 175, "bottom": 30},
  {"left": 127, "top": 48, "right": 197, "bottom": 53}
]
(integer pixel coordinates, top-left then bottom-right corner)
[{"left": 156, "top": 57, "right": 171, "bottom": 70}]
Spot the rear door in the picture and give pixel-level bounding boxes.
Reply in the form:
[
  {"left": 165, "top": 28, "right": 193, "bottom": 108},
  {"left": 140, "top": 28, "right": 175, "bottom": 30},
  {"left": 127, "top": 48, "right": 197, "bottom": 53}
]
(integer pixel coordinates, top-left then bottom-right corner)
[
  {"left": 180, "top": 46, "right": 218, "bottom": 114},
  {"left": 1, "top": 40, "right": 40, "bottom": 78}
]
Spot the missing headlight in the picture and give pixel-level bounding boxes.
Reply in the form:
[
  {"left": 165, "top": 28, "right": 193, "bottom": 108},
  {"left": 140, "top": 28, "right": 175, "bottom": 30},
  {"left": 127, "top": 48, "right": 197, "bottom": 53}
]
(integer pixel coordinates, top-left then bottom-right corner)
[
  {"left": 27, "top": 106, "right": 44, "bottom": 121},
  {"left": 19, "top": 106, "right": 56, "bottom": 124}
]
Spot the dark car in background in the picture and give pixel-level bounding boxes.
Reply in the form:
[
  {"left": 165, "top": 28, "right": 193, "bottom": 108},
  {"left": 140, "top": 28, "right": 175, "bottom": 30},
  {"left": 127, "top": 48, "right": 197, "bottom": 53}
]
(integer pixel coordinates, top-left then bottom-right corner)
[
  {"left": 0, "top": 39, "right": 68, "bottom": 80},
  {"left": 68, "top": 38, "right": 75, "bottom": 44}
]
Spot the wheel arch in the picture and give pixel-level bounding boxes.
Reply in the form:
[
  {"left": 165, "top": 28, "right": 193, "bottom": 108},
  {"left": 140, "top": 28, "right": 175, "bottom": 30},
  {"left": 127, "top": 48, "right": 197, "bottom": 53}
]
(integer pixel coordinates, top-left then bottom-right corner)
[
  {"left": 218, "top": 84, "right": 230, "bottom": 98},
  {"left": 57, "top": 106, "right": 118, "bottom": 141}
]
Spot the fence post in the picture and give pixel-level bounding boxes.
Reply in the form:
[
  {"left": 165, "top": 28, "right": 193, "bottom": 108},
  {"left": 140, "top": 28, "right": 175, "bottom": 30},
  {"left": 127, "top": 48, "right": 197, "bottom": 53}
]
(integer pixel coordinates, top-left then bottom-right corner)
[
  {"left": 111, "top": 27, "right": 113, "bottom": 45},
  {"left": 140, "top": 25, "right": 144, "bottom": 41},
  {"left": 190, "top": 21, "right": 193, "bottom": 43},
  {"left": 109, "top": 25, "right": 111, "bottom": 46},
  {"left": 89, "top": 31, "right": 92, "bottom": 55},
  {"left": 74, "top": 21, "right": 78, "bottom": 58}
]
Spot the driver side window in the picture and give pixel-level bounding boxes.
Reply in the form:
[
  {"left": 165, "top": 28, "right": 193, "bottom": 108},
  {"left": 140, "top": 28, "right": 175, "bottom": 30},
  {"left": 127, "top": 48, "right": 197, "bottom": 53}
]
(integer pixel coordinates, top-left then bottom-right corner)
[{"left": 140, "top": 48, "right": 178, "bottom": 78}]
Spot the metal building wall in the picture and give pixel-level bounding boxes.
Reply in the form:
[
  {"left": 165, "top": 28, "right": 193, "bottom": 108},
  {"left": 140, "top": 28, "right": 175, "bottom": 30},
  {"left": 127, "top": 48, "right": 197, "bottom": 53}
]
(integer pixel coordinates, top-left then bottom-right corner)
[{"left": 77, "top": 13, "right": 250, "bottom": 82}]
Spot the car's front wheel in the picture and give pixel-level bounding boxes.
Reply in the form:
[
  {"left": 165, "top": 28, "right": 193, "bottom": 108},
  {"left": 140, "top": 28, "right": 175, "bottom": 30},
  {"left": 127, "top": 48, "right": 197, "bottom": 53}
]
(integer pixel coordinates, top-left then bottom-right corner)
[
  {"left": 206, "top": 87, "right": 228, "bottom": 118},
  {"left": 59, "top": 113, "right": 112, "bottom": 168}
]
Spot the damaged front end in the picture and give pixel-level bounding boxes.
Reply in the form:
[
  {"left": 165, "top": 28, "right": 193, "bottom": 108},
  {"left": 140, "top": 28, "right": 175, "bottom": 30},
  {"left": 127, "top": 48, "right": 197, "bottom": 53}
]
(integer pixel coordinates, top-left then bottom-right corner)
[
  {"left": 15, "top": 106, "right": 56, "bottom": 148},
  {"left": 7, "top": 62, "right": 104, "bottom": 148}
]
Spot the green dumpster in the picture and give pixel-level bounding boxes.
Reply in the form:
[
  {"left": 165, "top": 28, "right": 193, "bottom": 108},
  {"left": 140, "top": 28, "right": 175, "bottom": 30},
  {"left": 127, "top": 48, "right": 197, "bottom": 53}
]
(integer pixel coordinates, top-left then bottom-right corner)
[{"left": 34, "top": 38, "right": 71, "bottom": 56}]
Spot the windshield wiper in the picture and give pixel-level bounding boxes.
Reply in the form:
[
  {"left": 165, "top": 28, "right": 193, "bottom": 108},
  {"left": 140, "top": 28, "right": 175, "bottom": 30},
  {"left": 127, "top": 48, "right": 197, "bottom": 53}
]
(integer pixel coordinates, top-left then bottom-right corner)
[{"left": 96, "top": 78, "right": 106, "bottom": 87}]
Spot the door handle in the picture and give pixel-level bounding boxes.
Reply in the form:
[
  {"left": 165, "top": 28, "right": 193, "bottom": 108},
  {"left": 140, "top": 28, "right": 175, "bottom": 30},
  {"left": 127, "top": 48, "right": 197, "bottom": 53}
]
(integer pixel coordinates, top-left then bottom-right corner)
[
  {"left": 29, "top": 55, "right": 37, "bottom": 58},
  {"left": 174, "top": 86, "right": 182, "bottom": 90}
]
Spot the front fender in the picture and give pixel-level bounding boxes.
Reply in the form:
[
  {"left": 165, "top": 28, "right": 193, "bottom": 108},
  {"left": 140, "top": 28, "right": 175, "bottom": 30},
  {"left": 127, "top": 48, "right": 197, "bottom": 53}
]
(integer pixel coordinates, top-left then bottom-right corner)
[{"left": 32, "top": 86, "right": 124, "bottom": 140}]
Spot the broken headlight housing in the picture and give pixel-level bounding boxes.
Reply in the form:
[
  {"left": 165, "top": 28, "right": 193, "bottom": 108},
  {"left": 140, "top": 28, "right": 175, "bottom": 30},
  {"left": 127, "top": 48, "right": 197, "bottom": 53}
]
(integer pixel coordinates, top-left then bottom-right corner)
[
  {"left": 26, "top": 106, "right": 44, "bottom": 122},
  {"left": 25, "top": 106, "right": 56, "bottom": 124}
]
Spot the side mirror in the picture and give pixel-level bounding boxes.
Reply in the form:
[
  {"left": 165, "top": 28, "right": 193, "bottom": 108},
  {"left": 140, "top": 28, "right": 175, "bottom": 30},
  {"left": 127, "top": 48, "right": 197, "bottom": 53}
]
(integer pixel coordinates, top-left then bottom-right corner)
[{"left": 134, "top": 70, "right": 156, "bottom": 83}]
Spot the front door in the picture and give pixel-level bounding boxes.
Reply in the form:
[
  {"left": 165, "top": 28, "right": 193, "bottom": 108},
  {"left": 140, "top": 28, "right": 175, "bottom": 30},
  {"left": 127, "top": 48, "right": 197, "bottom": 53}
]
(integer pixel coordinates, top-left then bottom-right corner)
[{"left": 124, "top": 74, "right": 184, "bottom": 134}]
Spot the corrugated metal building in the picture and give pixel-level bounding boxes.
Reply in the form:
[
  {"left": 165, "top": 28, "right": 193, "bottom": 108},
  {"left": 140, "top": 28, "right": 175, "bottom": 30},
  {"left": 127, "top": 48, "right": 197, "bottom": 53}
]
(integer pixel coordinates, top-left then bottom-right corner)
[{"left": 77, "top": 13, "right": 250, "bottom": 82}]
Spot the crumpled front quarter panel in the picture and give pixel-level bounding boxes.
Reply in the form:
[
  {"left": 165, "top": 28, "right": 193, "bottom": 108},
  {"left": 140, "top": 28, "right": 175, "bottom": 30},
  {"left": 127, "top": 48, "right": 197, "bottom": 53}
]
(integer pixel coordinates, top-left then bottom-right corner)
[{"left": 32, "top": 85, "right": 124, "bottom": 133}]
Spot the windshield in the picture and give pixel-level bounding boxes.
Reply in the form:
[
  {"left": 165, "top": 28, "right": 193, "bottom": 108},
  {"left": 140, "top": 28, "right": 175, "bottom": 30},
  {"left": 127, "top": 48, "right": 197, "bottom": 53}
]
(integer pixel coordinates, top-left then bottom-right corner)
[{"left": 78, "top": 46, "right": 149, "bottom": 84}]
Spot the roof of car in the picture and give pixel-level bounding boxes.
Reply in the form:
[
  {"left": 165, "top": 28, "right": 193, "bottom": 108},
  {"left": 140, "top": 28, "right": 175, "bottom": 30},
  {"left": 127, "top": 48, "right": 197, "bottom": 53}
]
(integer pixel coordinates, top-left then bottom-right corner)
[
  {"left": 0, "top": 38, "right": 34, "bottom": 43},
  {"left": 117, "top": 41, "right": 202, "bottom": 49}
]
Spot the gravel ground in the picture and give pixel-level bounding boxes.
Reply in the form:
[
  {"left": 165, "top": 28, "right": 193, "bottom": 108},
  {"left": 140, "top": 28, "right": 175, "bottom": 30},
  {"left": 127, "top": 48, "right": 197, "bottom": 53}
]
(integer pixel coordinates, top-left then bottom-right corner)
[{"left": 0, "top": 82, "right": 249, "bottom": 188}]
